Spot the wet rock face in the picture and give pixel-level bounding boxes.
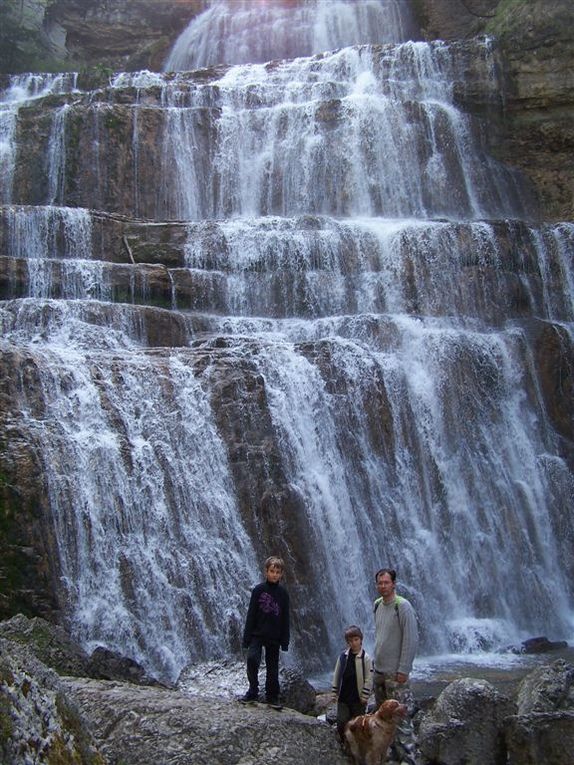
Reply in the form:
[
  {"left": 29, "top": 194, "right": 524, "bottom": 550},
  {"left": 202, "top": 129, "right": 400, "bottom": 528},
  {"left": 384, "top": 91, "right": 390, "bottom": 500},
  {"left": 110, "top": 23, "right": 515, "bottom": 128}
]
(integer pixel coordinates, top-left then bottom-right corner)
[
  {"left": 3, "top": 0, "right": 574, "bottom": 219},
  {"left": 413, "top": 0, "right": 499, "bottom": 41},
  {"left": 1, "top": 0, "right": 204, "bottom": 73},
  {"left": 488, "top": 0, "right": 574, "bottom": 221},
  {"left": 0, "top": 362, "right": 62, "bottom": 622},
  {"left": 533, "top": 322, "right": 574, "bottom": 449},
  {"left": 1, "top": 0, "right": 573, "bottom": 684}
]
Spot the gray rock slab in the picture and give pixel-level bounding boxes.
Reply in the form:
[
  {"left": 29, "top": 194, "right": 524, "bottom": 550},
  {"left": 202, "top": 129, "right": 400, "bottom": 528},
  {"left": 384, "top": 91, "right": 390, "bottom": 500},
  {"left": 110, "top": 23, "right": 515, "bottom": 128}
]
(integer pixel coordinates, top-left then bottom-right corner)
[{"left": 62, "top": 676, "right": 347, "bottom": 765}]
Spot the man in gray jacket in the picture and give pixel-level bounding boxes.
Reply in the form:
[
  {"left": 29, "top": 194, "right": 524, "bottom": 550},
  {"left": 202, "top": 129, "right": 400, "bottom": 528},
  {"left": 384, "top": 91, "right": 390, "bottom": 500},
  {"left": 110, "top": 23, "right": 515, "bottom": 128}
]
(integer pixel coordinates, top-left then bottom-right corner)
[{"left": 373, "top": 567, "right": 418, "bottom": 765}]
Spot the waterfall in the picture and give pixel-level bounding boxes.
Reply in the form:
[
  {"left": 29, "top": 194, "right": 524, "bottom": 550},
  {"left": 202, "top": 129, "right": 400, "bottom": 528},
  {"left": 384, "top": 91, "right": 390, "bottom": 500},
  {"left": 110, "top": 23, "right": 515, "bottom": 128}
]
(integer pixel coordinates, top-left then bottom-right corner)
[
  {"left": 0, "top": 73, "right": 78, "bottom": 204},
  {"left": 164, "top": 0, "right": 417, "bottom": 71},
  {"left": 123, "top": 42, "right": 532, "bottom": 221},
  {"left": 1, "top": 0, "right": 573, "bottom": 682}
]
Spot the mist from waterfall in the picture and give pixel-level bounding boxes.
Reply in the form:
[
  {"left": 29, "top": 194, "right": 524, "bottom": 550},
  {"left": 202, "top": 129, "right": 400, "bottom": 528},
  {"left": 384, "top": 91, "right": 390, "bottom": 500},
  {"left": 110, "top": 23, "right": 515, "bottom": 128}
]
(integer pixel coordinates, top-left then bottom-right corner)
[{"left": 1, "top": 1, "right": 573, "bottom": 682}]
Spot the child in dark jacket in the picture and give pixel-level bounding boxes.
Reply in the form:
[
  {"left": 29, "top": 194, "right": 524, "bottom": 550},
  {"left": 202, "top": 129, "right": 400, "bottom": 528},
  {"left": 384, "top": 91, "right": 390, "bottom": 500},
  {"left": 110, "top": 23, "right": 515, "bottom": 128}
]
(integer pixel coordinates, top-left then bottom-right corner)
[
  {"left": 332, "top": 625, "right": 373, "bottom": 741},
  {"left": 240, "top": 556, "right": 290, "bottom": 706}
]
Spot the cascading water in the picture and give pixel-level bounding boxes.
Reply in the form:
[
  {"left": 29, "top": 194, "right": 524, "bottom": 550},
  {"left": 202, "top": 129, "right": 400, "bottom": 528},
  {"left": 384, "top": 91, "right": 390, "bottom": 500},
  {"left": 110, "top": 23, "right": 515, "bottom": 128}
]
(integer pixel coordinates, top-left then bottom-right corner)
[
  {"left": 0, "top": 0, "right": 573, "bottom": 682},
  {"left": 164, "top": 0, "right": 418, "bottom": 71}
]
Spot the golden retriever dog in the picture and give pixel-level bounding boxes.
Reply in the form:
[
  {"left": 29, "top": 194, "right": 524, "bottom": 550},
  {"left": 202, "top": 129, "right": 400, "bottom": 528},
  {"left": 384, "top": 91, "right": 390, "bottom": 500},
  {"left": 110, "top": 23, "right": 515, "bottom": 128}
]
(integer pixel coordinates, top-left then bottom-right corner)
[{"left": 344, "top": 698, "right": 407, "bottom": 765}]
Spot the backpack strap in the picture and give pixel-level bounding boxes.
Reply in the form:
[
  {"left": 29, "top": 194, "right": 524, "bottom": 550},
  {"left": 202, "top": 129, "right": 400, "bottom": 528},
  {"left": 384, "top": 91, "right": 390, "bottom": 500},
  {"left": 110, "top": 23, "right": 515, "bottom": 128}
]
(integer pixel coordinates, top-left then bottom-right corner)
[{"left": 374, "top": 594, "right": 404, "bottom": 616}]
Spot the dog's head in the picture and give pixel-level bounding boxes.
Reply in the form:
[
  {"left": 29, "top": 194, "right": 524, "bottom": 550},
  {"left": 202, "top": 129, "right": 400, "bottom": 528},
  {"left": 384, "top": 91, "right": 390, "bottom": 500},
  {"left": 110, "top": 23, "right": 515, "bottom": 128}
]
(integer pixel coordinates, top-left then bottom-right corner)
[{"left": 375, "top": 699, "right": 407, "bottom": 722}]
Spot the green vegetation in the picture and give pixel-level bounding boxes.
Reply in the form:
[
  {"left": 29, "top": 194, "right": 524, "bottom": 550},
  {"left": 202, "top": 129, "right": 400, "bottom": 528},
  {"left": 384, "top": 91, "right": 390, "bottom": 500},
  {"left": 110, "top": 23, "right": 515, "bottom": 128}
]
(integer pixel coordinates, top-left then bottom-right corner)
[
  {"left": 77, "top": 63, "right": 115, "bottom": 91},
  {"left": 0, "top": 691, "right": 14, "bottom": 753},
  {"left": 103, "top": 109, "right": 126, "bottom": 134},
  {"left": 53, "top": 692, "right": 106, "bottom": 765}
]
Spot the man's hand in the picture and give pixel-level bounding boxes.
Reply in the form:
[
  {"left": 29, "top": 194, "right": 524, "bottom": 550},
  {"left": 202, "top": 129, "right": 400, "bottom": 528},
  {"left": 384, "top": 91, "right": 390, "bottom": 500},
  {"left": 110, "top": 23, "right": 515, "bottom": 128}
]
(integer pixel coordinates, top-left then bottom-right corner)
[{"left": 395, "top": 672, "right": 408, "bottom": 684}]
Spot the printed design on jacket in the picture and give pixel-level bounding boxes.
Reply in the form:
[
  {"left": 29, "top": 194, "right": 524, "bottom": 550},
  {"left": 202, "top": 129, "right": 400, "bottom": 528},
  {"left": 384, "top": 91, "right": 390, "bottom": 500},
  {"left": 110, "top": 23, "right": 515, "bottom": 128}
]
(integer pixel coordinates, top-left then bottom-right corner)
[{"left": 258, "top": 591, "right": 280, "bottom": 616}]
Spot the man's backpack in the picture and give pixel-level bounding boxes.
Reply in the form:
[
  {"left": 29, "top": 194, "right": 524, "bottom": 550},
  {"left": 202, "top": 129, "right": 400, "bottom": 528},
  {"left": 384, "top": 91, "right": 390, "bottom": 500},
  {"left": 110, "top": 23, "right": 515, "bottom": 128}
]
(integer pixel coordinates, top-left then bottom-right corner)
[{"left": 373, "top": 594, "right": 404, "bottom": 616}]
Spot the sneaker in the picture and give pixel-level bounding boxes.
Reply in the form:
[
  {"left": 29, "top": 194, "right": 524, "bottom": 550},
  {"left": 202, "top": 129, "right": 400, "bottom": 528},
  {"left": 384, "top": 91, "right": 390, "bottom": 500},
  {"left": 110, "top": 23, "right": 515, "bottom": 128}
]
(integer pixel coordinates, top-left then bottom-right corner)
[
  {"left": 265, "top": 697, "right": 283, "bottom": 709},
  {"left": 239, "top": 692, "right": 258, "bottom": 703}
]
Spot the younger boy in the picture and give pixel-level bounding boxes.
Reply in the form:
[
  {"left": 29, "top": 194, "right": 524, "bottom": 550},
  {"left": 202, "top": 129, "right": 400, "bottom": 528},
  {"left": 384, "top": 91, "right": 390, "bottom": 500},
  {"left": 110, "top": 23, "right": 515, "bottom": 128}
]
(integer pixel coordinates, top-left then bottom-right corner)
[
  {"left": 331, "top": 625, "right": 373, "bottom": 741},
  {"left": 241, "top": 556, "right": 290, "bottom": 706}
]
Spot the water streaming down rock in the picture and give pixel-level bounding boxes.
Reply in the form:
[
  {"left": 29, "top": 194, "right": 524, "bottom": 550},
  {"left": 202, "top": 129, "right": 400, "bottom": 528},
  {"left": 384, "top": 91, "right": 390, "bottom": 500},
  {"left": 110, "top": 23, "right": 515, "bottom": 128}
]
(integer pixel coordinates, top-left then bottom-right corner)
[
  {"left": 0, "top": 1, "right": 573, "bottom": 682},
  {"left": 0, "top": 73, "right": 78, "bottom": 204},
  {"left": 164, "top": 0, "right": 418, "bottom": 71}
]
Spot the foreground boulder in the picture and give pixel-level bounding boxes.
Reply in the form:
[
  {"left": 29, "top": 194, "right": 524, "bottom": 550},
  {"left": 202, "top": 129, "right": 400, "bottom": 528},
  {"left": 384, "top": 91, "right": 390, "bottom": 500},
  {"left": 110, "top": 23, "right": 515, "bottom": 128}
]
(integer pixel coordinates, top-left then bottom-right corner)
[
  {"left": 61, "top": 676, "right": 347, "bottom": 765},
  {"left": 504, "top": 711, "right": 574, "bottom": 765},
  {"left": 417, "top": 677, "right": 515, "bottom": 765},
  {"left": 504, "top": 659, "right": 574, "bottom": 765},
  {"left": 516, "top": 658, "right": 574, "bottom": 714},
  {"left": 0, "top": 627, "right": 345, "bottom": 764}
]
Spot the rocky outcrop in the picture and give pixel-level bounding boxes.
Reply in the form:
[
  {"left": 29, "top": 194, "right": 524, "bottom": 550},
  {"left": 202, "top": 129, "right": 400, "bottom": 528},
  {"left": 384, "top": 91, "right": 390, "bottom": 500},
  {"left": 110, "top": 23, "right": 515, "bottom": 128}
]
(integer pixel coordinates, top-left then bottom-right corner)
[
  {"left": 505, "top": 711, "right": 574, "bottom": 765},
  {"left": 62, "top": 677, "right": 348, "bottom": 765},
  {"left": 413, "top": 0, "right": 499, "bottom": 41},
  {"left": 504, "top": 659, "right": 574, "bottom": 765},
  {"left": 417, "top": 663, "right": 574, "bottom": 765},
  {"left": 0, "top": 614, "right": 164, "bottom": 686},
  {"left": 0, "top": 637, "right": 105, "bottom": 765},
  {"left": 488, "top": 1, "right": 574, "bottom": 221},
  {"left": 3, "top": 622, "right": 574, "bottom": 765},
  {"left": 0, "top": 627, "right": 346, "bottom": 765},
  {"left": 0, "top": 613, "right": 92, "bottom": 676},
  {"left": 515, "top": 659, "right": 574, "bottom": 714},
  {"left": 418, "top": 677, "right": 515, "bottom": 765}
]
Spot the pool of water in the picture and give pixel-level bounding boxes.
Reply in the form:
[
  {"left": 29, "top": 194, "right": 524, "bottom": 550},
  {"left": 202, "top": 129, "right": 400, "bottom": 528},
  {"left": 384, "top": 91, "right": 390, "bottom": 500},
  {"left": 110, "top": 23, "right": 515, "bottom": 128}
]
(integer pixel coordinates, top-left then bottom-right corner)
[{"left": 310, "top": 643, "right": 574, "bottom": 700}]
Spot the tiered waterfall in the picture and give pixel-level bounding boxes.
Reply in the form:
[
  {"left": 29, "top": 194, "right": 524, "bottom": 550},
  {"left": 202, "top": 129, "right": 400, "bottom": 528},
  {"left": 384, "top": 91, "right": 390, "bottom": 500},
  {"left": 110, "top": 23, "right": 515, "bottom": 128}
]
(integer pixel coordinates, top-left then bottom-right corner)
[{"left": 0, "top": 0, "right": 573, "bottom": 682}]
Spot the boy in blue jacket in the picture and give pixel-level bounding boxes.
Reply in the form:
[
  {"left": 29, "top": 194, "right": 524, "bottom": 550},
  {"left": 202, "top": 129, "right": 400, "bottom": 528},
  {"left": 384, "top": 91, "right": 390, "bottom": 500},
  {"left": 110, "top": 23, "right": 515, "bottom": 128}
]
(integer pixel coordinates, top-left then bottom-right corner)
[{"left": 240, "top": 556, "right": 290, "bottom": 706}]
